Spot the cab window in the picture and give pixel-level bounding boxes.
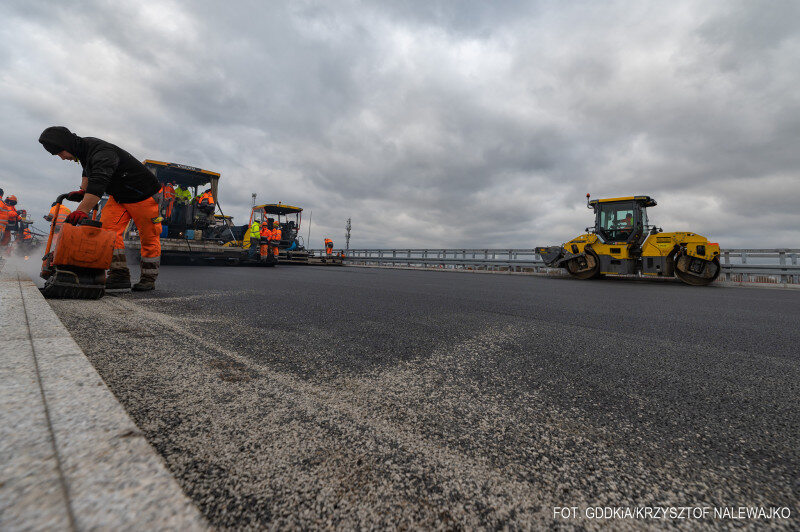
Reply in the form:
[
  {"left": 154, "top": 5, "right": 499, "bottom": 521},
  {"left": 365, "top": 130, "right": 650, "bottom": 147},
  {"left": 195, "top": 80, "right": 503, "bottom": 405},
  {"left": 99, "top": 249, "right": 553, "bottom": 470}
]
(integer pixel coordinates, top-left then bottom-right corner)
[
  {"left": 597, "top": 202, "right": 637, "bottom": 242},
  {"left": 599, "top": 206, "right": 634, "bottom": 230}
]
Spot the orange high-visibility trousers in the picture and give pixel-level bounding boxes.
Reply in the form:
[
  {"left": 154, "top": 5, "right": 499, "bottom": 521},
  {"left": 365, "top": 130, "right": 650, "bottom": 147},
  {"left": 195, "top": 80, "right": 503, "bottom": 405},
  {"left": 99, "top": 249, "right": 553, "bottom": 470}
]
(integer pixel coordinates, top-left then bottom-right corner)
[
  {"left": 100, "top": 196, "right": 161, "bottom": 258},
  {"left": 258, "top": 243, "right": 280, "bottom": 257}
]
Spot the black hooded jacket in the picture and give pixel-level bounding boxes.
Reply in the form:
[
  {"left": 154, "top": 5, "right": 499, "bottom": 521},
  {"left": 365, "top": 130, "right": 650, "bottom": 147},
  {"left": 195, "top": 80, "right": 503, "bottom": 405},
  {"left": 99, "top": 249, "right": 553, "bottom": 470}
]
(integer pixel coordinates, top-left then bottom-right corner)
[{"left": 39, "top": 126, "right": 159, "bottom": 203}]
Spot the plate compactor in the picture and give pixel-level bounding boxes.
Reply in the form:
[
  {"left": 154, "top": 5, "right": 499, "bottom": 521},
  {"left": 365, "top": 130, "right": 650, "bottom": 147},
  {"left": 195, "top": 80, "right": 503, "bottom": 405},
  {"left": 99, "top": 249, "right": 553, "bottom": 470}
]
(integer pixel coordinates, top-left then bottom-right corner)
[
  {"left": 537, "top": 195, "right": 721, "bottom": 286},
  {"left": 40, "top": 194, "right": 115, "bottom": 299}
]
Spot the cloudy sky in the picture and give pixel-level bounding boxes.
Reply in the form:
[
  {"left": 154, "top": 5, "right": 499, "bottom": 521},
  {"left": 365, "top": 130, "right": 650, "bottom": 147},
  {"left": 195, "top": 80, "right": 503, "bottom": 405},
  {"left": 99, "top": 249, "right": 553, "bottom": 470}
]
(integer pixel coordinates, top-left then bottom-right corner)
[{"left": 1, "top": 0, "right": 798, "bottom": 248}]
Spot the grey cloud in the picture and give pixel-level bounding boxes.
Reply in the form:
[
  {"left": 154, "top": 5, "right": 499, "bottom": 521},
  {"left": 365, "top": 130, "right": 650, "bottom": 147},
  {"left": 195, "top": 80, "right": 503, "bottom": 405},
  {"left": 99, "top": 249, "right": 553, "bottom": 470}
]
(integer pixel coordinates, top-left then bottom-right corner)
[{"left": 0, "top": 0, "right": 798, "bottom": 249}]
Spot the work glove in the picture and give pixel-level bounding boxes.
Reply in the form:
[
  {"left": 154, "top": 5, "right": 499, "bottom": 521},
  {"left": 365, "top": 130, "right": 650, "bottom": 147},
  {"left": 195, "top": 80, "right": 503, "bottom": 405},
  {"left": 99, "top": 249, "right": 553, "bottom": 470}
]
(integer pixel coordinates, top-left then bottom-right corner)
[
  {"left": 64, "top": 210, "right": 88, "bottom": 225},
  {"left": 65, "top": 189, "right": 85, "bottom": 202}
]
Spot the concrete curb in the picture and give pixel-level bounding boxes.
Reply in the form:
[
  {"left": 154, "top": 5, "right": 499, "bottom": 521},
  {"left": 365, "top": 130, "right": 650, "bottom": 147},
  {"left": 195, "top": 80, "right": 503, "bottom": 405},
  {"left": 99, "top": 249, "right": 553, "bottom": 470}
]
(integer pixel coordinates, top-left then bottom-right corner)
[
  {"left": 0, "top": 265, "right": 207, "bottom": 531},
  {"left": 345, "top": 263, "right": 800, "bottom": 289}
]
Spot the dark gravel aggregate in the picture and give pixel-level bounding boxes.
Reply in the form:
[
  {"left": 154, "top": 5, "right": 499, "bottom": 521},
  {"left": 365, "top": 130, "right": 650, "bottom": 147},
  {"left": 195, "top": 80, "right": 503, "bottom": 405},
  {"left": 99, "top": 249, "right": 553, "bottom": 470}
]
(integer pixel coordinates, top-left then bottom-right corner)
[{"left": 49, "top": 265, "right": 800, "bottom": 529}]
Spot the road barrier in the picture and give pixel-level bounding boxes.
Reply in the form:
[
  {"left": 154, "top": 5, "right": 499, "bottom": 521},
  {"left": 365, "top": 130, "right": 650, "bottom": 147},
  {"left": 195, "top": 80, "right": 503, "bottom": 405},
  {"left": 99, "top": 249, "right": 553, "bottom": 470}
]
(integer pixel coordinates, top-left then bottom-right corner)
[{"left": 316, "top": 248, "right": 800, "bottom": 285}]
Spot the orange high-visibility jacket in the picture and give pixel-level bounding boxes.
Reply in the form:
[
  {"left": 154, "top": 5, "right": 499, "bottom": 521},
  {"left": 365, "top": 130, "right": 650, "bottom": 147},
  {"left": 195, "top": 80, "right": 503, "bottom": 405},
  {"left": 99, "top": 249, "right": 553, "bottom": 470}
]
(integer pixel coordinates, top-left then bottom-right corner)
[
  {"left": 161, "top": 184, "right": 176, "bottom": 200},
  {"left": 4, "top": 203, "right": 20, "bottom": 224},
  {"left": 272, "top": 228, "right": 282, "bottom": 243},
  {"left": 0, "top": 201, "right": 11, "bottom": 223},
  {"left": 48, "top": 204, "right": 72, "bottom": 224}
]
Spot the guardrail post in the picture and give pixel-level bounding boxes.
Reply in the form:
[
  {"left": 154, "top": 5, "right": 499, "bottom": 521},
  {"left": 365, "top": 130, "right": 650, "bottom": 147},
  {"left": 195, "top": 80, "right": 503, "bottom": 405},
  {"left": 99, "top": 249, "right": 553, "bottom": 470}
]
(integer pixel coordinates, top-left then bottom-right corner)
[
  {"left": 792, "top": 253, "right": 798, "bottom": 284},
  {"left": 779, "top": 250, "right": 788, "bottom": 284},
  {"left": 741, "top": 251, "right": 748, "bottom": 283}
]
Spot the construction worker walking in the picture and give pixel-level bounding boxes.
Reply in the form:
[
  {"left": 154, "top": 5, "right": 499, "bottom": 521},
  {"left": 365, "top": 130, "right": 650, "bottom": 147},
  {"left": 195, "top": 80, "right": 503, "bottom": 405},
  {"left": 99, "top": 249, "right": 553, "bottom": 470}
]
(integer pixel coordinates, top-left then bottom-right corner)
[{"left": 39, "top": 126, "right": 162, "bottom": 291}]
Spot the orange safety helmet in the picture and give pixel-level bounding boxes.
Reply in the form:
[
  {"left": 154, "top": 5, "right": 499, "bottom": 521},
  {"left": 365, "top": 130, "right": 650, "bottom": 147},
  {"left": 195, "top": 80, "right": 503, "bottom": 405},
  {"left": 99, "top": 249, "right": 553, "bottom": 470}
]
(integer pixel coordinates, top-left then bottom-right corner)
[{"left": 5, "top": 195, "right": 17, "bottom": 205}]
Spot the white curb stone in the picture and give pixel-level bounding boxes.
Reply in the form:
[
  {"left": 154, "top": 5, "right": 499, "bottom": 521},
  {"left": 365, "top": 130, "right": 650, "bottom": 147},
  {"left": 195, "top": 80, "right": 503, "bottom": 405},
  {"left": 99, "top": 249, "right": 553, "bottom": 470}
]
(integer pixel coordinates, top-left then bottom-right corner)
[{"left": 0, "top": 265, "right": 207, "bottom": 531}]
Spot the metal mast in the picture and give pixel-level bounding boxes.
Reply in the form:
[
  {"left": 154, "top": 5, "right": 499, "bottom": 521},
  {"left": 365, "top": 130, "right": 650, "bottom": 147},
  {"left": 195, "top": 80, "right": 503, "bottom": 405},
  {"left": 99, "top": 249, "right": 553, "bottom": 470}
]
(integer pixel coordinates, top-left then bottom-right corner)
[{"left": 345, "top": 218, "right": 351, "bottom": 250}]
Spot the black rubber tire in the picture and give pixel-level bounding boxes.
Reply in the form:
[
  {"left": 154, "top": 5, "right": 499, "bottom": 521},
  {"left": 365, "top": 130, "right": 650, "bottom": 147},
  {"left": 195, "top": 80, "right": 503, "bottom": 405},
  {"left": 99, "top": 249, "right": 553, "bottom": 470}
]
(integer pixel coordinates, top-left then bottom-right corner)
[
  {"left": 566, "top": 249, "right": 600, "bottom": 280},
  {"left": 675, "top": 254, "right": 720, "bottom": 286}
]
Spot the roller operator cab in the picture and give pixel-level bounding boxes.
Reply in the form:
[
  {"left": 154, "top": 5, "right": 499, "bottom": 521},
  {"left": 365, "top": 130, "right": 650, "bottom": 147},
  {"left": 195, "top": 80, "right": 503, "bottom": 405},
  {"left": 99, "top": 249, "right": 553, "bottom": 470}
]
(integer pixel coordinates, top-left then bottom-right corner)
[{"left": 537, "top": 195, "right": 721, "bottom": 286}]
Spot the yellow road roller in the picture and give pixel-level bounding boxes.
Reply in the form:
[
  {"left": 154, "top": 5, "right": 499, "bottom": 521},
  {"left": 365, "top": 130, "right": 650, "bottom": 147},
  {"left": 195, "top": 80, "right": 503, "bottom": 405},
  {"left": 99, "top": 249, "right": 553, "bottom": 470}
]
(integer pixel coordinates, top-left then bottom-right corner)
[{"left": 537, "top": 195, "right": 721, "bottom": 286}]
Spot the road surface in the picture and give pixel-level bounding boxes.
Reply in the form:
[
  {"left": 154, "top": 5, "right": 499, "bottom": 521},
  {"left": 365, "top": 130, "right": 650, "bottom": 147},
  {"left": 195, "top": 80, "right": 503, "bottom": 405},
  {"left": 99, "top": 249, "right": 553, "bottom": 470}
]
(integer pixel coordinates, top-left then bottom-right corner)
[{"left": 49, "top": 265, "right": 800, "bottom": 529}]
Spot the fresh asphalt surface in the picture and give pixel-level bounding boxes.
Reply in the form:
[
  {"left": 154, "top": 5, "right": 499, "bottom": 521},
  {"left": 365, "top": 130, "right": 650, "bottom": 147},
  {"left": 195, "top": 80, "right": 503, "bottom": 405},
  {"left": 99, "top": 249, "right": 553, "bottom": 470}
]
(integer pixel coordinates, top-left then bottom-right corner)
[{"left": 50, "top": 265, "right": 799, "bottom": 529}]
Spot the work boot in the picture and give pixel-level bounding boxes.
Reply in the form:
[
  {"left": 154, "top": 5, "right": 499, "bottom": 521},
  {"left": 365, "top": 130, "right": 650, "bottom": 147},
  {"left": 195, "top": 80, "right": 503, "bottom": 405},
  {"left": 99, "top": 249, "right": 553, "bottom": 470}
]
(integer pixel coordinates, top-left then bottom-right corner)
[
  {"left": 106, "top": 250, "right": 131, "bottom": 290},
  {"left": 133, "top": 257, "right": 159, "bottom": 291}
]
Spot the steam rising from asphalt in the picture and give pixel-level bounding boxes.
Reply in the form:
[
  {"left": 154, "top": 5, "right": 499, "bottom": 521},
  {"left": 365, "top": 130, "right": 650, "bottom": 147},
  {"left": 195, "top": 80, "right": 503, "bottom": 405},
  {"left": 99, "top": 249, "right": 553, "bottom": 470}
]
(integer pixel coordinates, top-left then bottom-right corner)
[{"left": 2, "top": 245, "right": 46, "bottom": 287}]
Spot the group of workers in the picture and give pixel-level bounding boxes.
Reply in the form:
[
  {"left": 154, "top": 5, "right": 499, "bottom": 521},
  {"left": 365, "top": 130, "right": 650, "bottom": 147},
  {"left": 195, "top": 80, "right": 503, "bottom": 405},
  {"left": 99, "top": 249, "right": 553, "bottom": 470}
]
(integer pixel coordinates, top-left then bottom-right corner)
[
  {"left": 245, "top": 218, "right": 283, "bottom": 260},
  {"left": 0, "top": 189, "right": 36, "bottom": 254},
  {"left": 155, "top": 182, "right": 215, "bottom": 225}
]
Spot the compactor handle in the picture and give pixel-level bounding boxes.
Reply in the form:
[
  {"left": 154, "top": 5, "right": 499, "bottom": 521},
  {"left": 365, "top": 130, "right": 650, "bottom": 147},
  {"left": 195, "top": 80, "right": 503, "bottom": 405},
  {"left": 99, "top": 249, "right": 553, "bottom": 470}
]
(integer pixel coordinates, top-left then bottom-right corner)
[{"left": 43, "top": 194, "right": 70, "bottom": 261}]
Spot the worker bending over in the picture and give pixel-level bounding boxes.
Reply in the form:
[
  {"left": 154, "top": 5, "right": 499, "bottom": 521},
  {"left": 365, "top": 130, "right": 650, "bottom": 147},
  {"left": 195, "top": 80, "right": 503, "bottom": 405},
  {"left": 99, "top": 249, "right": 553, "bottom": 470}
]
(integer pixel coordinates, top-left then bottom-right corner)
[
  {"left": 195, "top": 188, "right": 215, "bottom": 216},
  {"left": 39, "top": 126, "right": 162, "bottom": 291},
  {"left": 324, "top": 238, "right": 333, "bottom": 256}
]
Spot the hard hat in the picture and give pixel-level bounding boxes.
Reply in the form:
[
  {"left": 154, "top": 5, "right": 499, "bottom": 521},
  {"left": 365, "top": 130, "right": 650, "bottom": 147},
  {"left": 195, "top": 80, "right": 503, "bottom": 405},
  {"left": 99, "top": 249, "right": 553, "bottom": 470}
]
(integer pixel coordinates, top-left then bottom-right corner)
[
  {"left": 6, "top": 195, "right": 17, "bottom": 205},
  {"left": 273, "top": 220, "right": 280, "bottom": 227}
]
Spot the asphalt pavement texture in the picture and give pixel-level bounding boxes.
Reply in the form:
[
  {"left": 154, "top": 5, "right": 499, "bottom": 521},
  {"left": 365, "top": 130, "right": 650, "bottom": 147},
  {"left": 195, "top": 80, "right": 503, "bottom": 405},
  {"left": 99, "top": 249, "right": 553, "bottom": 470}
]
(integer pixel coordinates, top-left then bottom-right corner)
[{"left": 49, "top": 265, "right": 800, "bottom": 529}]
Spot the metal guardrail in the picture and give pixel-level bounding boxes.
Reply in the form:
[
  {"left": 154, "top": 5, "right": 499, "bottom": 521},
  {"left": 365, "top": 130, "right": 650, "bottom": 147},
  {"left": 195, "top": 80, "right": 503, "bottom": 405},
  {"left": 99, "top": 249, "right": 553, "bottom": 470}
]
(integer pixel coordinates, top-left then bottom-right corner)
[{"left": 321, "top": 248, "right": 800, "bottom": 285}]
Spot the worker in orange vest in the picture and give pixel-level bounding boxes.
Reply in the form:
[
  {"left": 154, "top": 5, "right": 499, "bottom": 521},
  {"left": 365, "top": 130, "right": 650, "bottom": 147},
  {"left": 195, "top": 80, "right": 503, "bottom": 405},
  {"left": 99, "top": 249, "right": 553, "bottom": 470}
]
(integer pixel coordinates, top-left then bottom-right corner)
[
  {"left": 158, "top": 182, "right": 176, "bottom": 219},
  {"left": 44, "top": 201, "right": 72, "bottom": 227},
  {"left": 258, "top": 219, "right": 282, "bottom": 261},
  {"left": 0, "top": 188, "right": 10, "bottom": 246},
  {"left": 324, "top": 238, "right": 333, "bottom": 256},
  {"left": 0, "top": 193, "right": 21, "bottom": 248},
  {"left": 268, "top": 219, "right": 282, "bottom": 258},
  {"left": 259, "top": 218, "right": 272, "bottom": 258},
  {"left": 195, "top": 188, "right": 215, "bottom": 216}
]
